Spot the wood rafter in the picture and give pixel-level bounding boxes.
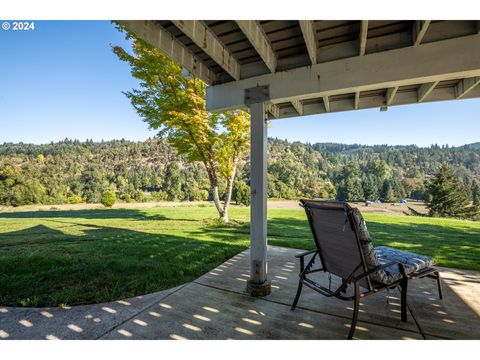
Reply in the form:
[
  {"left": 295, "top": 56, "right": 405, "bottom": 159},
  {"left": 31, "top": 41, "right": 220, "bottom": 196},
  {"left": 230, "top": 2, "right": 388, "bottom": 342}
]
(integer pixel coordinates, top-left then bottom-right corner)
[
  {"left": 359, "top": 20, "right": 368, "bottom": 56},
  {"left": 236, "top": 21, "right": 277, "bottom": 73},
  {"left": 171, "top": 20, "right": 241, "bottom": 80},
  {"left": 117, "top": 20, "right": 216, "bottom": 84},
  {"left": 299, "top": 20, "right": 317, "bottom": 65},
  {"left": 413, "top": 20, "right": 431, "bottom": 46}
]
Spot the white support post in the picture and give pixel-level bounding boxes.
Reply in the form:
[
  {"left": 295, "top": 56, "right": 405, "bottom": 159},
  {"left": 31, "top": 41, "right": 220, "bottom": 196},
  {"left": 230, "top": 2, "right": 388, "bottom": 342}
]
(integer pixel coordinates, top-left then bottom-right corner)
[{"left": 246, "top": 101, "right": 271, "bottom": 297}]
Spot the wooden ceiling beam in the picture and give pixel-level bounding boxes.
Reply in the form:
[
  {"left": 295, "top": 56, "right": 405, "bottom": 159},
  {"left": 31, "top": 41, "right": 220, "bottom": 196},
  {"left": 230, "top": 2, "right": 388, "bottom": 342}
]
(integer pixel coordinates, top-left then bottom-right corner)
[
  {"left": 418, "top": 81, "right": 439, "bottom": 102},
  {"left": 236, "top": 21, "right": 277, "bottom": 73},
  {"left": 413, "top": 20, "right": 431, "bottom": 46},
  {"left": 299, "top": 20, "right": 317, "bottom": 65},
  {"left": 118, "top": 20, "right": 216, "bottom": 84},
  {"left": 455, "top": 77, "right": 480, "bottom": 99},
  {"left": 172, "top": 20, "right": 241, "bottom": 80},
  {"left": 359, "top": 20, "right": 369, "bottom": 56}
]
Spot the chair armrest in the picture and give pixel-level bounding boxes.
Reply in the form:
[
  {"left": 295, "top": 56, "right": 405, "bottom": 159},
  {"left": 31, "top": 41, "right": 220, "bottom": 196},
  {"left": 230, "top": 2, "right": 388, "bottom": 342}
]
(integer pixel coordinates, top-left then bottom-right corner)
[
  {"left": 353, "top": 261, "right": 402, "bottom": 282},
  {"left": 294, "top": 249, "right": 318, "bottom": 258}
]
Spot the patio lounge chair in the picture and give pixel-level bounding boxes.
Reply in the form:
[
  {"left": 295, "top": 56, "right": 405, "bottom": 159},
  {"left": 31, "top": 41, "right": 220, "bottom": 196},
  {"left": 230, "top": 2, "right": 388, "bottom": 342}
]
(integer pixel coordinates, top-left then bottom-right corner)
[{"left": 291, "top": 199, "right": 442, "bottom": 339}]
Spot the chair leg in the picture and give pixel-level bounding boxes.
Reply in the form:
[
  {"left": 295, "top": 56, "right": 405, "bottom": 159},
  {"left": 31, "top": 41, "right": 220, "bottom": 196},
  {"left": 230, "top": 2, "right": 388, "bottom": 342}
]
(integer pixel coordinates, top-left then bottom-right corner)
[
  {"left": 400, "top": 277, "right": 408, "bottom": 322},
  {"left": 435, "top": 271, "right": 443, "bottom": 300},
  {"left": 347, "top": 281, "right": 360, "bottom": 340},
  {"left": 291, "top": 280, "right": 303, "bottom": 310}
]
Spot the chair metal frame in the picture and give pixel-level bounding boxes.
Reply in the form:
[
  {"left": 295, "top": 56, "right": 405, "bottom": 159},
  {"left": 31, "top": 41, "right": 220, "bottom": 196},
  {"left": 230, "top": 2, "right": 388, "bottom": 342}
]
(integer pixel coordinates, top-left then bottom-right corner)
[{"left": 291, "top": 199, "right": 442, "bottom": 339}]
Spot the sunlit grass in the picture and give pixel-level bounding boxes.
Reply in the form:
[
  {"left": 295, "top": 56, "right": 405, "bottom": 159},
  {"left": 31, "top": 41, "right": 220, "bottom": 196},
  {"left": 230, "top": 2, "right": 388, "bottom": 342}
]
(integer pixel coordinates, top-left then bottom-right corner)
[{"left": 0, "top": 204, "right": 478, "bottom": 306}]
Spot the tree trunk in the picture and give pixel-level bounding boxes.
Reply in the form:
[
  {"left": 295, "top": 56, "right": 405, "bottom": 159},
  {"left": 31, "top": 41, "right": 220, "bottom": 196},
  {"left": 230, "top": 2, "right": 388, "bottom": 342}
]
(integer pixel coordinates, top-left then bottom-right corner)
[
  {"left": 204, "top": 161, "right": 226, "bottom": 220},
  {"left": 212, "top": 184, "right": 225, "bottom": 219},
  {"left": 221, "top": 165, "right": 237, "bottom": 223}
]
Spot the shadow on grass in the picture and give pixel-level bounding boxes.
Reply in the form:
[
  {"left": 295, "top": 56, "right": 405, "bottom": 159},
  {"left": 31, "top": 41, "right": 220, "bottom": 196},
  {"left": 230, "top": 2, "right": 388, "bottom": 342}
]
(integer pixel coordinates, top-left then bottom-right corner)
[
  {"left": 367, "top": 221, "right": 480, "bottom": 271},
  {"left": 198, "top": 216, "right": 480, "bottom": 271},
  {"left": 0, "top": 208, "right": 197, "bottom": 222},
  {"left": 1, "top": 212, "right": 478, "bottom": 307},
  {"left": 0, "top": 222, "right": 246, "bottom": 307}
]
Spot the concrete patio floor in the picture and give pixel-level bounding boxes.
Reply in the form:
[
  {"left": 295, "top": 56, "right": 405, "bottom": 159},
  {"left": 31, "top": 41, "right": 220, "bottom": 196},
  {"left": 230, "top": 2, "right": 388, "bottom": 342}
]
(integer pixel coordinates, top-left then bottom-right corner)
[{"left": 1, "top": 246, "right": 479, "bottom": 340}]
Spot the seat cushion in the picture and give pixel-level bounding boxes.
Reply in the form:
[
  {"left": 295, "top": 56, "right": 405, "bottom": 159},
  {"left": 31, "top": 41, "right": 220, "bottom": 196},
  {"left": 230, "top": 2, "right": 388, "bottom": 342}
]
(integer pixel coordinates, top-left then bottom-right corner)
[
  {"left": 373, "top": 246, "right": 437, "bottom": 285},
  {"left": 350, "top": 207, "right": 436, "bottom": 285}
]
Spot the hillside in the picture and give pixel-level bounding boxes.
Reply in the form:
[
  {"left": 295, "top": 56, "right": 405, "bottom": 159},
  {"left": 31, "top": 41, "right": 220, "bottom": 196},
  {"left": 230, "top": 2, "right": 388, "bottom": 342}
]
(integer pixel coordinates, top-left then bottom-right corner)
[
  {"left": 0, "top": 138, "right": 479, "bottom": 206},
  {"left": 464, "top": 142, "right": 480, "bottom": 150}
]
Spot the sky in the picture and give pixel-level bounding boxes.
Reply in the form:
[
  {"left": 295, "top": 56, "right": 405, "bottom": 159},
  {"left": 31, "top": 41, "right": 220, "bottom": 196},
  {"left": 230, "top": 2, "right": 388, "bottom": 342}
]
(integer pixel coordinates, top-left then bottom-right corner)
[{"left": 0, "top": 20, "right": 479, "bottom": 147}]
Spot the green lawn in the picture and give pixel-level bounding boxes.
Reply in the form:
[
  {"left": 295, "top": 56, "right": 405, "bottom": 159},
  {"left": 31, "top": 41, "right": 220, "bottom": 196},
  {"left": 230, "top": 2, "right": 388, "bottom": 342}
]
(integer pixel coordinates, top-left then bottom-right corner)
[{"left": 0, "top": 205, "right": 479, "bottom": 307}]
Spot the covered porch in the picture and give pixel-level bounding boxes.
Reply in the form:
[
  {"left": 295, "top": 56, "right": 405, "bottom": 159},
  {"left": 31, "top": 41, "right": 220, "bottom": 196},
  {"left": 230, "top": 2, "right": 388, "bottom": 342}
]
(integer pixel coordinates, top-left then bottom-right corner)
[{"left": 119, "top": 20, "right": 480, "bottom": 297}]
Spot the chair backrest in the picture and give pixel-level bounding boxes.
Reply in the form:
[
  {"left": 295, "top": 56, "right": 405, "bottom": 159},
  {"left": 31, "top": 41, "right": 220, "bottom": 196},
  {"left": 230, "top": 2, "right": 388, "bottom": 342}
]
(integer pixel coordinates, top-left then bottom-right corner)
[{"left": 300, "top": 199, "right": 372, "bottom": 289}]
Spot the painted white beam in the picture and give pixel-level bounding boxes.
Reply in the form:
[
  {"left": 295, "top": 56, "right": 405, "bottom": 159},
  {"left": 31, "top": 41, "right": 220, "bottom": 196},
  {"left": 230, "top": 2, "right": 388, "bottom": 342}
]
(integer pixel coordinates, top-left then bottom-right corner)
[
  {"left": 322, "top": 96, "right": 330, "bottom": 112},
  {"left": 207, "top": 34, "right": 480, "bottom": 111},
  {"left": 274, "top": 85, "right": 480, "bottom": 119},
  {"left": 118, "top": 20, "right": 216, "bottom": 85},
  {"left": 299, "top": 20, "right": 317, "bottom": 65},
  {"left": 418, "top": 81, "right": 439, "bottom": 102},
  {"left": 413, "top": 20, "right": 431, "bottom": 46},
  {"left": 359, "top": 20, "right": 369, "bottom": 56},
  {"left": 171, "top": 20, "right": 241, "bottom": 81},
  {"left": 354, "top": 92, "right": 360, "bottom": 109},
  {"left": 236, "top": 21, "right": 277, "bottom": 73},
  {"left": 386, "top": 86, "right": 399, "bottom": 106},
  {"left": 455, "top": 77, "right": 480, "bottom": 99},
  {"left": 247, "top": 101, "right": 270, "bottom": 295},
  {"left": 291, "top": 99, "right": 304, "bottom": 116}
]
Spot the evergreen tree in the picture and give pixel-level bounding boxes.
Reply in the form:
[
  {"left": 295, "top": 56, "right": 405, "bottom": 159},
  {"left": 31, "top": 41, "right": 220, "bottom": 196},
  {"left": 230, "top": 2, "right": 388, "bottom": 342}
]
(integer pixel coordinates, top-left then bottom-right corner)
[
  {"left": 163, "top": 162, "right": 184, "bottom": 201},
  {"left": 381, "top": 180, "right": 396, "bottom": 202},
  {"left": 362, "top": 176, "right": 380, "bottom": 201},
  {"left": 426, "top": 164, "right": 477, "bottom": 219},
  {"left": 336, "top": 163, "right": 363, "bottom": 201},
  {"left": 472, "top": 180, "right": 480, "bottom": 208}
]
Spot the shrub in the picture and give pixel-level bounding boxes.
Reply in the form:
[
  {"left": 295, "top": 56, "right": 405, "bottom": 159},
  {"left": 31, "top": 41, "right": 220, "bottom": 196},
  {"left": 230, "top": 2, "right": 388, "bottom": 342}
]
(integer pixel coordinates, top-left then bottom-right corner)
[
  {"left": 235, "top": 181, "right": 251, "bottom": 206},
  {"left": 101, "top": 190, "right": 116, "bottom": 208},
  {"left": 194, "top": 189, "right": 209, "bottom": 201},
  {"left": 132, "top": 190, "right": 147, "bottom": 203},
  {"left": 122, "top": 193, "right": 133, "bottom": 203},
  {"left": 151, "top": 191, "right": 168, "bottom": 201},
  {"left": 68, "top": 194, "right": 83, "bottom": 204}
]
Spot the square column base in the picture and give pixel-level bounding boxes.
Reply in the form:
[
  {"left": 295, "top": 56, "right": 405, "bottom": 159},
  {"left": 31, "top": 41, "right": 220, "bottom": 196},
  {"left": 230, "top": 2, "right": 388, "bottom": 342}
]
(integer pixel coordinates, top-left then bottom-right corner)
[{"left": 246, "top": 280, "right": 271, "bottom": 297}]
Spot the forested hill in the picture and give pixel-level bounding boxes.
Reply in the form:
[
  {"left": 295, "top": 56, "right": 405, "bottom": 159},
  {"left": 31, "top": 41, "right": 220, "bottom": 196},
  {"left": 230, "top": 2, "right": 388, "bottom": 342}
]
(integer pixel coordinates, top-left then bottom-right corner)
[{"left": 0, "top": 138, "right": 479, "bottom": 206}]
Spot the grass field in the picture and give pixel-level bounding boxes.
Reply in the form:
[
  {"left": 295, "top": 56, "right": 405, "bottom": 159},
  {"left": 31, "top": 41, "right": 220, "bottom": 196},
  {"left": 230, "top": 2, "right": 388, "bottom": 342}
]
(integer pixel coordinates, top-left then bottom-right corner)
[{"left": 0, "top": 204, "right": 479, "bottom": 307}]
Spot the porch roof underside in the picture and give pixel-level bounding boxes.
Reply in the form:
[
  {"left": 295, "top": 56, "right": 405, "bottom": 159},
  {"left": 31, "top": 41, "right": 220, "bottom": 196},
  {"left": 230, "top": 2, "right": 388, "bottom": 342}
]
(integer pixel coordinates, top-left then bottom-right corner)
[{"left": 120, "top": 20, "right": 480, "bottom": 119}]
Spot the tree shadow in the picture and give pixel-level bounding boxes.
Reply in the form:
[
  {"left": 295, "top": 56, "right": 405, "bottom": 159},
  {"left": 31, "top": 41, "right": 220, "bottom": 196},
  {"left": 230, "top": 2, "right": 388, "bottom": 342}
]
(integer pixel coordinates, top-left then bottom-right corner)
[
  {"left": 193, "top": 217, "right": 312, "bottom": 249},
  {"left": 0, "top": 208, "right": 181, "bottom": 221},
  {"left": 0, "top": 222, "right": 245, "bottom": 307},
  {"left": 366, "top": 221, "right": 480, "bottom": 271},
  {"left": 197, "top": 215, "right": 480, "bottom": 271}
]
